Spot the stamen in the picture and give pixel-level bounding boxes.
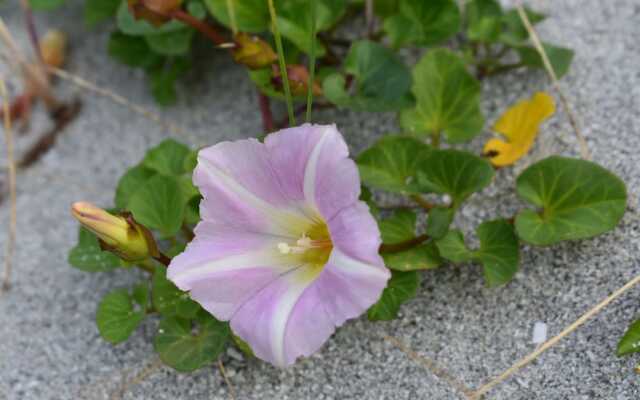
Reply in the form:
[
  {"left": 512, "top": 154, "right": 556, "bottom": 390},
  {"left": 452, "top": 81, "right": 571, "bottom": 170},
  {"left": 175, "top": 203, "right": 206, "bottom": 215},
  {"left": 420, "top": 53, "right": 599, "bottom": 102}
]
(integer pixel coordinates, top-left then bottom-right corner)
[{"left": 277, "top": 242, "right": 291, "bottom": 254}]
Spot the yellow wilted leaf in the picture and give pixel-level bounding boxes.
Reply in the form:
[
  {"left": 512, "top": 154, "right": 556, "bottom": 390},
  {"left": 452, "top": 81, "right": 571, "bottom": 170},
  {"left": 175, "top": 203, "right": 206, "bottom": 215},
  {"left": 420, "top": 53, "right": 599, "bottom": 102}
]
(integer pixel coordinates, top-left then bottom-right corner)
[
  {"left": 39, "top": 29, "right": 67, "bottom": 69},
  {"left": 483, "top": 92, "right": 555, "bottom": 167}
]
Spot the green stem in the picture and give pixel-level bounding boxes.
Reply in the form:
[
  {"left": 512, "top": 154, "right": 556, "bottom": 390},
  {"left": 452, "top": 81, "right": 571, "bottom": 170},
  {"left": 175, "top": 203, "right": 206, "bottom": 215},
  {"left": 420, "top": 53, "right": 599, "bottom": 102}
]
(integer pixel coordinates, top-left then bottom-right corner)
[
  {"left": 431, "top": 131, "right": 440, "bottom": 148},
  {"left": 267, "top": 0, "right": 296, "bottom": 126},
  {"left": 305, "top": 0, "right": 317, "bottom": 123},
  {"left": 379, "top": 234, "right": 430, "bottom": 254}
]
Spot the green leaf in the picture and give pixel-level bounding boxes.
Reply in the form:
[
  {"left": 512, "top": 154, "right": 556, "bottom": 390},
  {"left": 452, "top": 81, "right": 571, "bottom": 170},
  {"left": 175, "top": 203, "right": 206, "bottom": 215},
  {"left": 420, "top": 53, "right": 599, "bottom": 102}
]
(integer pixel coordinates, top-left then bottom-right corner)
[
  {"left": 465, "top": 0, "right": 502, "bottom": 42},
  {"left": 357, "top": 136, "right": 432, "bottom": 194},
  {"left": 108, "top": 32, "right": 163, "bottom": 69},
  {"left": 618, "top": 319, "right": 640, "bottom": 356},
  {"left": 474, "top": 219, "right": 519, "bottom": 287},
  {"left": 132, "top": 282, "right": 150, "bottom": 309},
  {"left": 204, "top": 0, "right": 270, "bottom": 32},
  {"left": 128, "top": 174, "right": 186, "bottom": 236},
  {"left": 155, "top": 311, "right": 230, "bottom": 372},
  {"left": 85, "top": 0, "right": 121, "bottom": 26},
  {"left": 153, "top": 268, "right": 200, "bottom": 318},
  {"left": 184, "top": 196, "right": 202, "bottom": 225},
  {"left": 383, "top": 242, "right": 442, "bottom": 271},
  {"left": 29, "top": 0, "right": 64, "bottom": 10},
  {"left": 516, "top": 43, "right": 574, "bottom": 79},
  {"left": 367, "top": 270, "right": 419, "bottom": 321},
  {"left": 96, "top": 288, "right": 145, "bottom": 344},
  {"left": 435, "top": 230, "right": 473, "bottom": 263},
  {"left": 115, "top": 165, "right": 157, "bottom": 209},
  {"left": 323, "top": 41, "right": 413, "bottom": 112},
  {"left": 400, "top": 49, "right": 484, "bottom": 143},
  {"left": 416, "top": 149, "right": 494, "bottom": 207},
  {"left": 425, "top": 207, "right": 454, "bottom": 239},
  {"left": 499, "top": 7, "right": 545, "bottom": 46},
  {"left": 68, "top": 227, "right": 122, "bottom": 272},
  {"left": 275, "top": 0, "right": 347, "bottom": 56},
  {"left": 383, "top": 0, "right": 460, "bottom": 48},
  {"left": 379, "top": 209, "right": 416, "bottom": 244},
  {"left": 374, "top": 0, "right": 399, "bottom": 18},
  {"left": 143, "top": 139, "right": 192, "bottom": 176},
  {"left": 145, "top": 29, "right": 195, "bottom": 56},
  {"left": 515, "top": 157, "right": 627, "bottom": 246},
  {"left": 116, "top": 2, "right": 189, "bottom": 35},
  {"left": 148, "top": 58, "right": 191, "bottom": 106}
]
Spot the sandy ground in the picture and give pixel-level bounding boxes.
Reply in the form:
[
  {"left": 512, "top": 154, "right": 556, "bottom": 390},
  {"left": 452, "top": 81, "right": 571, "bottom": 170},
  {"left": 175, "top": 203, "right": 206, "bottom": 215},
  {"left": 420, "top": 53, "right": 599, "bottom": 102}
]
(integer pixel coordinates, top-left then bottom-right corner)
[{"left": 1, "top": 0, "right": 639, "bottom": 399}]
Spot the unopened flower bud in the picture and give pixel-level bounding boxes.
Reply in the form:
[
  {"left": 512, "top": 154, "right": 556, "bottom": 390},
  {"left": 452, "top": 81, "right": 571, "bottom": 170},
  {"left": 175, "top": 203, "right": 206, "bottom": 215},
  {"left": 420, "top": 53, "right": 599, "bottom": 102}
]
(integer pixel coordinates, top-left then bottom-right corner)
[
  {"left": 272, "top": 64, "right": 322, "bottom": 97},
  {"left": 39, "top": 29, "right": 67, "bottom": 68},
  {"left": 232, "top": 33, "right": 277, "bottom": 70},
  {"left": 71, "top": 202, "right": 158, "bottom": 262},
  {"left": 127, "top": 0, "right": 182, "bottom": 26}
]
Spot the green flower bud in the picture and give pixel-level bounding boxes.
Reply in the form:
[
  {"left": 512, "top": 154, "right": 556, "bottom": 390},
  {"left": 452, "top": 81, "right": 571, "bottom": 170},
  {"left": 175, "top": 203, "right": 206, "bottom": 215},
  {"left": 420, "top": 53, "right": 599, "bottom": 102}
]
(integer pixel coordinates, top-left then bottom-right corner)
[
  {"left": 232, "top": 33, "right": 278, "bottom": 70},
  {"left": 71, "top": 202, "right": 158, "bottom": 262}
]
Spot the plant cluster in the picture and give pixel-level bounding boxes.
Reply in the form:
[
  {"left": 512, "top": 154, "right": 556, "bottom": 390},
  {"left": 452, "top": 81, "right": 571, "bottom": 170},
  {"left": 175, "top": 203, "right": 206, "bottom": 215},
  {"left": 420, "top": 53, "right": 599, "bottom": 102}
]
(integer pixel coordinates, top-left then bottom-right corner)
[{"left": 41, "top": 0, "right": 632, "bottom": 373}]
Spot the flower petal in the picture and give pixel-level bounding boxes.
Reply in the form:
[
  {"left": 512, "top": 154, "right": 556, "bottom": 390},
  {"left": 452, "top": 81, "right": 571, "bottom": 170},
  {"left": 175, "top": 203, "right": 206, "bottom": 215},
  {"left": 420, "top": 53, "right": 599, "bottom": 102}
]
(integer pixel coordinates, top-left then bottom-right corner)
[
  {"left": 195, "top": 139, "right": 311, "bottom": 237},
  {"left": 328, "top": 201, "right": 384, "bottom": 266},
  {"left": 265, "top": 123, "right": 361, "bottom": 221},
  {"left": 230, "top": 247, "right": 389, "bottom": 367}
]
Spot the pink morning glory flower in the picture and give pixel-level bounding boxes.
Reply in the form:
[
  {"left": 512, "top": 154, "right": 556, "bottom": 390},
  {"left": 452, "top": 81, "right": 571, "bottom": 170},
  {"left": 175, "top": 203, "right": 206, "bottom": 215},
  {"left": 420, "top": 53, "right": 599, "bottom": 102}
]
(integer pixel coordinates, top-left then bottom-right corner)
[{"left": 168, "top": 124, "right": 390, "bottom": 367}]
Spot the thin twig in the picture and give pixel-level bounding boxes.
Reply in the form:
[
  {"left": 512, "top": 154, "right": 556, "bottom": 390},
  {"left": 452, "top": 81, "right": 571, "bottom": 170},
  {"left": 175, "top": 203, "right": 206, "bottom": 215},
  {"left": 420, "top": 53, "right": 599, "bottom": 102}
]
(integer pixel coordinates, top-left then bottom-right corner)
[
  {"left": 170, "top": 9, "right": 229, "bottom": 47},
  {"left": 384, "top": 335, "right": 474, "bottom": 398},
  {"left": 258, "top": 92, "right": 275, "bottom": 133},
  {"left": 469, "top": 272, "right": 640, "bottom": 399},
  {"left": 218, "top": 359, "right": 237, "bottom": 400},
  {"left": 516, "top": 5, "right": 591, "bottom": 160},
  {"left": 379, "top": 234, "right": 429, "bottom": 254},
  {"left": 19, "top": 0, "right": 42, "bottom": 64},
  {"left": 47, "top": 66, "right": 191, "bottom": 138},
  {"left": 0, "top": 77, "right": 16, "bottom": 293}
]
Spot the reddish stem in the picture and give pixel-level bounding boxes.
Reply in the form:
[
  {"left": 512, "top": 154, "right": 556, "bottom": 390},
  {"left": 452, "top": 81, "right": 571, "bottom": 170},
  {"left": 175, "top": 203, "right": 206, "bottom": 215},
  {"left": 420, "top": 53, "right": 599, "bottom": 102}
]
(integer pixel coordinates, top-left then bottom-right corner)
[
  {"left": 379, "top": 234, "right": 430, "bottom": 254},
  {"left": 153, "top": 252, "right": 172, "bottom": 267},
  {"left": 170, "top": 9, "right": 229, "bottom": 47},
  {"left": 259, "top": 92, "right": 275, "bottom": 133}
]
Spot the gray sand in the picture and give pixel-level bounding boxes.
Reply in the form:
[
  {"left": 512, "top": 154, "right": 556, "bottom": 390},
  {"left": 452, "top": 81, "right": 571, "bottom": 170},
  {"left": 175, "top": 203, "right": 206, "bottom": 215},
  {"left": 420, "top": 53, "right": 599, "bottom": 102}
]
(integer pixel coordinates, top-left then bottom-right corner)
[{"left": 1, "top": 0, "right": 639, "bottom": 399}]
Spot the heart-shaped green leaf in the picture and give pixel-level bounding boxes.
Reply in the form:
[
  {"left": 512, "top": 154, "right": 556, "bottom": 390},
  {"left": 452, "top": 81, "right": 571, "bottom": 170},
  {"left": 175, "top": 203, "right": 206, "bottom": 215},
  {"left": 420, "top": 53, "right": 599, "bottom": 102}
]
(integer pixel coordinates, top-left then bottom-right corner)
[
  {"left": 617, "top": 319, "right": 640, "bottom": 356},
  {"left": 383, "top": 0, "right": 460, "bottom": 48},
  {"left": 437, "top": 220, "right": 519, "bottom": 286},
  {"left": 516, "top": 43, "right": 574, "bottom": 79},
  {"left": 367, "top": 270, "right": 419, "bottom": 321},
  {"left": 383, "top": 243, "right": 442, "bottom": 271},
  {"left": 400, "top": 49, "right": 484, "bottom": 143},
  {"left": 154, "top": 311, "right": 230, "bottom": 372},
  {"left": 323, "top": 41, "right": 412, "bottom": 112},
  {"left": 425, "top": 207, "right": 454, "bottom": 239},
  {"left": 435, "top": 230, "right": 473, "bottom": 263},
  {"left": 515, "top": 157, "right": 627, "bottom": 246},
  {"left": 276, "top": 0, "right": 347, "bottom": 56},
  {"left": 416, "top": 149, "right": 494, "bottom": 208},
  {"left": 379, "top": 209, "right": 416, "bottom": 244},
  {"left": 96, "top": 288, "right": 145, "bottom": 344},
  {"left": 145, "top": 29, "right": 195, "bottom": 56},
  {"left": 68, "top": 227, "right": 122, "bottom": 272},
  {"left": 115, "top": 164, "right": 156, "bottom": 209},
  {"left": 148, "top": 58, "right": 191, "bottom": 106},
  {"left": 357, "top": 136, "right": 432, "bottom": 194},
  {"left": 499, "top": 7, "right": 545, "bottom": 46},
  {"left": 204, "top": 0, "right": 271, "bottom": 33},
  {"left": 465, "top": 0, "right": 503, "bottom": 42},
  {"left": 128, "top": 174, "right": 186, "bottom": 236},
  {"left": 143, "top": 139, "right": 192, "bottom": 176},
  {"left": 108, "top": 32, "right": 163, "bottom": 69},
  {"left": 153, "top": 269, "right": 201, "bottom": 318},
  {"left": 475, "top": 219, "right": 519, "bottom": 287}
]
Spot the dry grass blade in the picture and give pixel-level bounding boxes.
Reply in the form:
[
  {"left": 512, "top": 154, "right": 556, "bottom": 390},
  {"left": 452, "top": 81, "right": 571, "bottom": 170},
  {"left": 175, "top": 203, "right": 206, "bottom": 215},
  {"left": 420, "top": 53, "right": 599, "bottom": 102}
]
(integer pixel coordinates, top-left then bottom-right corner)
[
  {"left": 0, "top": 77, "right": 16, "bottom": 293},
  {"left": 383, "top": 335, "right": 474, "bottom": 399},
  {"left": 47, "top": 67, "right": 190, "bottom": 139},
  {"left": 468, "top": 273, "right": 640, "bottom": 399},
  {"left": 218, "top": 358, "right": 237, "bottom": 400},
  {"left": 516, "top": 5, "right": 591, "bottom": 160}
]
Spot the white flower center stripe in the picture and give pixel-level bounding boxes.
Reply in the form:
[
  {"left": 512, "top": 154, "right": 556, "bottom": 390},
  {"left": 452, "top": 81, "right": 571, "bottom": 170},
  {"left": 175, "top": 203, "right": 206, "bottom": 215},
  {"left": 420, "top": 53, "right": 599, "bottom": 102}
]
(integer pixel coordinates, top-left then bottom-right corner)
[
  {"left": 329, "top": 249, "right": 390, "bottom": 280},
  {"left": 303, "top": 127, "right": 331, "bottom": 208},
  {"left": 199, "top": 158, "right": 310, "bottom": 236},
  {"left": 170, "top": 248, "right": 292, "bottom": 287},
  {"left": 270, "top": 267, "right": 318, "bottom": 366}
]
